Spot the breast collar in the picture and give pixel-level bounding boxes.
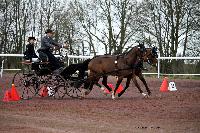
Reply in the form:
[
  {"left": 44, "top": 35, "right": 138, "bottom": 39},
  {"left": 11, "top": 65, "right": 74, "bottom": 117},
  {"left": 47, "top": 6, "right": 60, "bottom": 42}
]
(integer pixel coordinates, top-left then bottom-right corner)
[{"left": 114, "top": 55, "right": 120, "bottom": 71}]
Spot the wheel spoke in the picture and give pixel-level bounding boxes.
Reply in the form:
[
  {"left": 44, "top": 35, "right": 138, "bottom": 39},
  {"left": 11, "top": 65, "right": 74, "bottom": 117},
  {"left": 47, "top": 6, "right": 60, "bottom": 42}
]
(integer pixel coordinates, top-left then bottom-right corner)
[
  {"left": 66, "top": 80, "right": 84, "bottom": 98},
  {"left": 13, "top": 71, "right": 38, "bottom": 100},
  {"left": 45, "top": 75, "right": 67, "bottom": 99}
]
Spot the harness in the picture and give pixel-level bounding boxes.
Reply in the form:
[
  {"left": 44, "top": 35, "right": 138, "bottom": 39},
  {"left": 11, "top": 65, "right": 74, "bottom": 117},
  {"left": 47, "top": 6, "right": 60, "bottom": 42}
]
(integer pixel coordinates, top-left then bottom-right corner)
[
  {"left": 113, "top": 44, "right": 148, "bottom": 72},
  {"left": 114, "top": 54, "right": 142, "bottom": 73},
  {"left": 144, "top": 48, "right": 158, "bottom": 65},
  {"left": 114, "top": 55, "right": 119, "bottom": 71}
]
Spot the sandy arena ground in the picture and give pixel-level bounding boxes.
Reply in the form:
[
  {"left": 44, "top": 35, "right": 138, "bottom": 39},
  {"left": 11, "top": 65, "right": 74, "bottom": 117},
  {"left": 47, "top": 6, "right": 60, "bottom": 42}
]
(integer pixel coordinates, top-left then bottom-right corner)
[{"left": 0, "top": 73, "right": 200, "bottom": 133}]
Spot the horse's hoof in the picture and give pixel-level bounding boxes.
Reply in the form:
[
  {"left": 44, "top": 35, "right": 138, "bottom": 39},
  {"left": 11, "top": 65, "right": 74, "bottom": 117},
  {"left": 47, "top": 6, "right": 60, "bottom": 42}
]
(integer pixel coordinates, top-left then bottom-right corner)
[
  {"left": 100, "top": 87, "right": 105, "bottom": 91},
  {"left": 80, "top": 94, "right": 85, "bottom": 99},
  {"left": 79, "top": 96, "right": 84, "bottom": 99},
  {"left": 85, "top": 90, "right": 91, "bottom": 95},
  {"left": 118, "top": 93, "right": 122, "bottom": 97},
  {"left": 142, "top": 93, "right": 147, "bottom": 97},
  {"left": 112, "top": 96, "right": 115, "bottom": 100},
  {"left": 80, "top": 89, "right": 87, "bottom": 98},
  {"left": 81, "top": 89, "right": 90, "bottom": 96},
  {"left": 101, "top": 87, "right": 108, "bottom": 96},
  {"left": 103, "top": 91, "right": 108, "bottom": 96},
  {"left": 111, "top": 91, "right": 116, "bottom": 100},
  {"left": 141, "top": 93, "right": 150, "bottom": 98}
]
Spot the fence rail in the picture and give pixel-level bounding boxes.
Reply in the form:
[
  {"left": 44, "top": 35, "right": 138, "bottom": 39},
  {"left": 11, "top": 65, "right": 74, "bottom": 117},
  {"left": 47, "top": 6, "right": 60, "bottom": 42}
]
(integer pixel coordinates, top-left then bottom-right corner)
[
  {"left": 1, "top": 54, "right": 200, "bottom": 78},
  {"left": 157, "top": 53, "right": 200, "bottom": 78}
]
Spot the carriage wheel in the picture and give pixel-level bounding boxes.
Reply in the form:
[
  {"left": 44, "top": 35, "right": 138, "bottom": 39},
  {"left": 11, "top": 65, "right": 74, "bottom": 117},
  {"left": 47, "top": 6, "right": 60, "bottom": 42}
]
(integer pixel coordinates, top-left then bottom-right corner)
[
  {"left": 66, "top": 79, "right": 85, "bottom": 98},
  {"left": 36, "top": 75, "right": 49, "bottom": 97},
  {"left": 13, "top": 72, "right": 38, "bottom": 100},
  {"left": 45, "top": 74, "right": 67, "bottom": 99}
]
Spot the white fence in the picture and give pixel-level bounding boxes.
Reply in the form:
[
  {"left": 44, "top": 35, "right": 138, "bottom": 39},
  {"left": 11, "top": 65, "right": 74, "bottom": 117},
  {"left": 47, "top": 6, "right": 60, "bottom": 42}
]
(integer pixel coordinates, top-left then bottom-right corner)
[
  {"left": 157, "top": 54, "right": 200, "bottom": 78},
  {"left": 0, "top": 54, "right": 200, "bottom": 78}
]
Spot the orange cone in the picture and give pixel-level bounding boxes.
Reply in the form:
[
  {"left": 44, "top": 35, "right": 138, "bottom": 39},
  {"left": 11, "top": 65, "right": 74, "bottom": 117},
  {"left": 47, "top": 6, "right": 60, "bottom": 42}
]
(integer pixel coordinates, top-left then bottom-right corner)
[
  {"left": 39, "top": 85, "right": 48, "bottom": 97},
  {"left": 116, "top": 84, "right": 123, "bottom": 93},
  {"left": 103, "top": 83, "right": 114, "bottom": 94},
  {"left": 11, "top": 84, "right": 21, "bottom": 101},
  {"left": 3, "top": 90, "right": 12, "bottom": 102},
  {"left": 104, "top": 83, "right": 123, "bottom": 94},
  {"left": 160, "top": 77, "right": 168, "bottom": 92}
]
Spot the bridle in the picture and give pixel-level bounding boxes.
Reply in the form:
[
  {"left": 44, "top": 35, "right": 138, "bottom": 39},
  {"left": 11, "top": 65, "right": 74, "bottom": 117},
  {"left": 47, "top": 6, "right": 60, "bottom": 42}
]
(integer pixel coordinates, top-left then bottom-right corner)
[{"left": 143, "top": 47, "right": 158, "bottom": 65}]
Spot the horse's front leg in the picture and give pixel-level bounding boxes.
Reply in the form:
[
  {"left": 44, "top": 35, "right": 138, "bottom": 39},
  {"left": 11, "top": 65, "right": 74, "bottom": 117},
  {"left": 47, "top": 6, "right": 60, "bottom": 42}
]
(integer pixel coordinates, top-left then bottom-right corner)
[
  {"left": 94, "top": 77, "right": 109, "bottom": 95},
  {"left": 102, "top": 76, "right": 112, "bottom": 92},
  {"left": 118, "top": 75, "right": 132, "bottom": 97},
  {"left": 138, "top": 73, "right": 151, "bottom": 96},
  {"left": 112, "top": 77, "right": 123, "bottom": 99}
]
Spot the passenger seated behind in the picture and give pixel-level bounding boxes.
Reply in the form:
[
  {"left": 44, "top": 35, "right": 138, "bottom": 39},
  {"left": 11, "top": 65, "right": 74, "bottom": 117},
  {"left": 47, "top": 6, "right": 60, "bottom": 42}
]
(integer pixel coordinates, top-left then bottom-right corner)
[{"left": 24, "top": 37, "right": 38, "bottom": 62}]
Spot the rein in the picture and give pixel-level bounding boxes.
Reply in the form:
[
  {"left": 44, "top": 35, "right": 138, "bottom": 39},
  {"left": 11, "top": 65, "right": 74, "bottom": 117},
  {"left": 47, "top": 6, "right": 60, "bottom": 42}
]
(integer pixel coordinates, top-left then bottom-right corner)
[{"left": 143, "top": 48, "right": 157, "bottom": 65}]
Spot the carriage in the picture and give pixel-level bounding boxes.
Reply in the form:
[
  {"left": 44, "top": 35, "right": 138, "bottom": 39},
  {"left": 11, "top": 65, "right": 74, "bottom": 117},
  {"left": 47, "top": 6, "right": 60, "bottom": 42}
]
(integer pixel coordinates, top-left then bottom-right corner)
[
  {"left": 12, "top": 52, "right": 88, "bottom": 100},
  {"left": 12, "top": 45, "right": 158, "bottom": 100}
]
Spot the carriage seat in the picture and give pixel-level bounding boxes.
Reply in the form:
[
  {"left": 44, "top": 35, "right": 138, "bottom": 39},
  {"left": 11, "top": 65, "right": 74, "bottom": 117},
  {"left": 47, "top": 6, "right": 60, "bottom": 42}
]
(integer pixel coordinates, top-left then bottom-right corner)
[
  {"left": 23, "top": 54, "right": 62, "bottom": 64},
  {"left": 22, "top": 58, "right": 49, "bottom": 65},
  {"left": 23, "top": 58, "right": 43, "bottom": 63}
]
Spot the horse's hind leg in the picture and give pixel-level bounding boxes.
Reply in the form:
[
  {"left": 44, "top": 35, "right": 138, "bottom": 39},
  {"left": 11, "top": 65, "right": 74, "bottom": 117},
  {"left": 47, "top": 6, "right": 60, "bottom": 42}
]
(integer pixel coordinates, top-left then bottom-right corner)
[
  {"left": 132, "top": 75, "right": 147, "bottom": 97},
  {"left": 84, "top": 79, "right": 92, "bottom": 91},
  {"left": 82, "top": 76, "right": 96, "bottom": 97},
  {"left": 81, "top": 80, "right": 96, "bottom": 98},
  {"left": 118, "top": 75, "right": 132, "bottom": 97},
  {"left": 95, "top": 82, "right": 107, "bottom": 95},
  {"left": 138, "top": 73, "right": 151, "bottom": 96}
]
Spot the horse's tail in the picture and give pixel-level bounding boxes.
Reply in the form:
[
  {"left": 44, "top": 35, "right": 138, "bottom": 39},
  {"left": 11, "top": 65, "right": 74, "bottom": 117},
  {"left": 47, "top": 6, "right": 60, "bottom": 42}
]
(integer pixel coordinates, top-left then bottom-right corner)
[
  {"left": 76, "top": 59, "right": 91, "bottom": 78},
  {"left": 60, "top": 64, "right": 78, "bottom": 79},
  {"left": 61, "top": 58, "right": 92, "bottom": 80},
  {"left": 81, "top": 59, "right": 93, "bottom": 90},
  {"left": 82, "top": 58, "right": 92, "bottom": 69},
  {"left": 84, "top": 80, "right": 91, "bottom": 90}
]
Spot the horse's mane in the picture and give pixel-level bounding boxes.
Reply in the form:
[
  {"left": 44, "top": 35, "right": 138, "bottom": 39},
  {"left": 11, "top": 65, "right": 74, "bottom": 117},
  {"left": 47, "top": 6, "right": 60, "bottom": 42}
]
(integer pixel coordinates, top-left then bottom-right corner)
[{"left": 121, "top": 45, "right": 138, "bottom": 56}]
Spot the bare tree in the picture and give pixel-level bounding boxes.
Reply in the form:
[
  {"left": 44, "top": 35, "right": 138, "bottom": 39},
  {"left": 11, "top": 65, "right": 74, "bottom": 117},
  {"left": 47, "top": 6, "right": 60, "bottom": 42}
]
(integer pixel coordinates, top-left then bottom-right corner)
[
  {"left": 0, "top": 0, "right": 199, "bottom": 66},
  {"left": 137, "top": 0, "right": 200, "bottom": 73},
  {"left": 68, "top": 0, "right": 140, "bottom": 55}
]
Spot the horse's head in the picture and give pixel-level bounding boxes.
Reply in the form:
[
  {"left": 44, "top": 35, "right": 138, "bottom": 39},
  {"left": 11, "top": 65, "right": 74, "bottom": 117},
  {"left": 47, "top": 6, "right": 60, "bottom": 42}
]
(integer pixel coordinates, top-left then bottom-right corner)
[
  {"left": 143, "top": 47, "right": 158, "bottom": 66},
  {"left": 126, "top": 44, "right": 146, "bottom": 64},
  {"left": 137, "top": 43, "right": 147, "bottom": 60},
  {"left": 117, "top": 45, "right": 144, "bottom": 67}
]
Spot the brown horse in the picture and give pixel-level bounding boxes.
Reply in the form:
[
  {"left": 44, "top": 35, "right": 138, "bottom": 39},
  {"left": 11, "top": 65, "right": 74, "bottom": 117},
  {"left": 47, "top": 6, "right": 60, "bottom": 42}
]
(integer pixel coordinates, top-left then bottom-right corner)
[
  {"left": 82, "top": 46, "right": 157, "bottom": 99},
  {"left": 81, "top": 45, "right": 147, "bottom": 98},
  {"left": 116, "top": 47, "right": 158, "bottom": 97}
]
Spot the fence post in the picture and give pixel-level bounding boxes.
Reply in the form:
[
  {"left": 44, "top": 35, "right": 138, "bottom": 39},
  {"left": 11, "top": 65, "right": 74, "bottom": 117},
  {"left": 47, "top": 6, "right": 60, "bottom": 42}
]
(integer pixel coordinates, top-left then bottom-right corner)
[
  {"left": 1, "top": 60, "right": 4, "bottom": 78},
  {"left": 157, "top": 52, "right": 160, "bottom": 78}
]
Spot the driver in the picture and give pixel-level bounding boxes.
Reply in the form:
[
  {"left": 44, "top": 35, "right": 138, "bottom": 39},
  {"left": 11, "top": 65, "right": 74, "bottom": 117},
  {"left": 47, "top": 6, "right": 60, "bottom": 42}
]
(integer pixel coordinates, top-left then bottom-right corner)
[{"left": 38, "top": 29, "right": 68, "bottom": 74}]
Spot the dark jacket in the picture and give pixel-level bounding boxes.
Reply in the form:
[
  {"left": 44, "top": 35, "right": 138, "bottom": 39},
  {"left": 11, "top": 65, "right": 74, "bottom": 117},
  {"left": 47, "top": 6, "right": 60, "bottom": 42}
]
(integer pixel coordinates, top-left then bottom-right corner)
[
  {"left": 39, "top": 36, "right": 61, "bottom": 51},
  {"left": 24, "top": 43, "right": 38, "bottom": 60}
]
